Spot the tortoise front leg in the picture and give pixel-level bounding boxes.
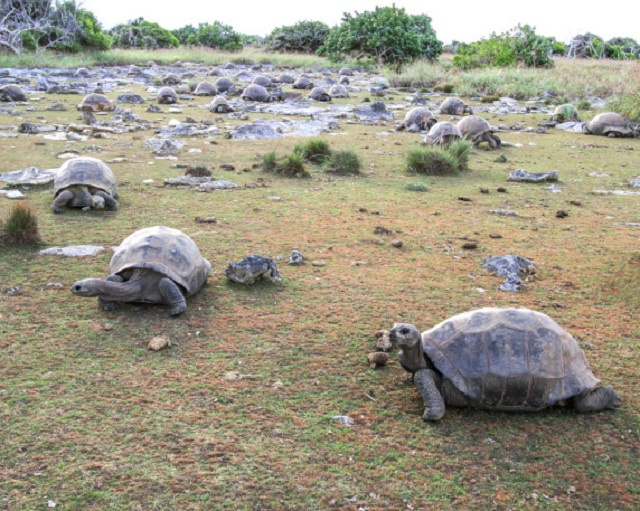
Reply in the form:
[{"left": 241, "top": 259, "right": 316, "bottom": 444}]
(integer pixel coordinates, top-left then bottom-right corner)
[
  {"left": 414, "top": 368, "right": 446, "bottom": 421},
  {"left": 159, "top": 277, "right": 187, "bottom": 316},
  {"left": 52, "top": 190, "right": 74, "bottom": 214},
  {"left": 94, "top": 191, "right": 119, "bottom": 211},
  {"left": 99, "top": 274, "right": 124, "bottom": 311},
  {"left": 488, "top": 133, "right": 501, "bottom": 149}
]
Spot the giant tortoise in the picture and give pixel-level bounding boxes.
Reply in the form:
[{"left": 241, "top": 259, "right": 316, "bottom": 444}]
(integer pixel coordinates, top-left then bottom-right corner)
[
  {"left": 71, "top": 226, "right": 211, "bottom": 316},
  {"left": 0, "top": 84, "right": 27, "bottom": 102},
  {"left": 584, "top": 112, "right": 638, "bottom": 137},
  {"left": 457, "top": 115, "right": 501, "bottom": 149},
  {"left": 52, "top": 157, "right": 118, "bottom": 214},
  {"left": 390, "top": 308, "right": 621, "bottom": 421}
]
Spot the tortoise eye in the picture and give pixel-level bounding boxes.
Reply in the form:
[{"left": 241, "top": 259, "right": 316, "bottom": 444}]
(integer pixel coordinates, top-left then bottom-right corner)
[{"left": 400, "top": 328, "right": 410, "bottom": 335}]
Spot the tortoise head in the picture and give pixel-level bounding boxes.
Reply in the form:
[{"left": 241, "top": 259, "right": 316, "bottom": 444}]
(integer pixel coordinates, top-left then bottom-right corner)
[
  {"left": 463, "top": 105, "right": 473, "bottom": 115},
  {"left": 70, "top": 278, "right": 104, "bottom": 297},
  {"left": 389, "top": 323, "right": 422, "bottom": 350}
]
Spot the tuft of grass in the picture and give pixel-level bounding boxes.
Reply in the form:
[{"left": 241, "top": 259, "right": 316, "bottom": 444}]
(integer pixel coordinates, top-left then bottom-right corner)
[
  {"left": 405, "top": 182, "right": 429, "bottom": 192},
  {"left": 185, "top": 165, "right": 211, "bottom": 177},
  {"left": 577, "top": 99, "right": 592, "bottom": 111},
  {"left": 0, "top": 202, "right": 41, "bottom": 245},
  {"left": 607, "top": 95, "right": 640, "bottom": 122},
  {"left": 262, "top": 151, "right": 277, "bottom": 172},
  {"left": 293, "top": 138, "right": 332, "bottom": 165},
  {"left": 434, "top": 83, "right": 455, "bottom": 93},
  {"left": 325, "top": 150, "right": 362, "bottom": 175},
  {"left": 481, "top": 95, "right": 500, "bottom": 103},
  {"left": 268, "top": 152, "right": 309, "bottom": 178},
  {"left": 407, "top": 140, "right": 471, "bottom": 175}
]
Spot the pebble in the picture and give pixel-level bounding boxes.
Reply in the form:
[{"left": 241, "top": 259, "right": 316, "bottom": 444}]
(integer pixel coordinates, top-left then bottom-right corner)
[
  {"left": 391, "top": 239, "right": 404, "bottom": 248},
  {"left": 311, "top": 260, "right": 326, "bottom": 267}
]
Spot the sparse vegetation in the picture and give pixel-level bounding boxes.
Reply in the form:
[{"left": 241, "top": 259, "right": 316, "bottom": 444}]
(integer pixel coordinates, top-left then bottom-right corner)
[
  {"left": 407, "top": 140, "right": 471, "bottom": 174},
  {"left": 262, "top": 151, "right": 277, "bottom": 172},
  {"left": 405, "top": 182, "right": 429, "bottom": 192},
  {"left": 0, "top": 202, "right": 40, "bottom": 245},
  {"left": 293, "top": 138, "right": 332, "bottom": 164},
  {"left": 262, "top": 151, "right": 309, "bottom": 178},
  {"left": 325, "top": 150, "right": 362, "bottom": 175},
  {"left": 608, "top": 95, "right": 640, "bottom": 122}
]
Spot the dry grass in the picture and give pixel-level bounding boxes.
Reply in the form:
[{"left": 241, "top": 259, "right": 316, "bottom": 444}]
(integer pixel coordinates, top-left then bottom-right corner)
[{"left": 0, "top": 62, "right": 639, "bottom": 511}]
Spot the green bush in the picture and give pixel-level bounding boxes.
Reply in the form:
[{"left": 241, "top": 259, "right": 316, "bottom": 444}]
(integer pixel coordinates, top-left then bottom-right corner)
[
  {"left": 172, "top": 25, "right": 197, "bottom": 45},
  {"left": 293, "top": 138, "right": 332, "bottom": 164},
  {"left": 276, "top": 153, "right": 309, "bottom": 178},
  {"left": 405, "top": 182, "right": 428, "bottom": 192},
  {"left": 318, "top": 6, "right": 442, "bottom": 70},
  {"left": 187, "top": 22, "right": 242, "bottom": 51},
  {"left": 1, "top": 203, "right": 41, "bottom": 245},
  {"left": 607, "top": 95, "right": 640, "bottom": 122},
  {"left": 110, "top": 18, "right": 179, "bottom": 49},
  {"left": 262, "top": 151, "right": 277, "bottom": 172},
  {"left": 325, "top": 150, "right": 362, "bottom": 175},
  {"left": 481, "top": 95, "right": 500, "bottom": 103},
  {"left": 406, "top": 140, "right": 471, "bottom": 174},
  {"left": 434, "top": 83, "right": 454, "bottom": 93},
  {"left": 266, "top": 21, "right": 329, "bottom": 54}
]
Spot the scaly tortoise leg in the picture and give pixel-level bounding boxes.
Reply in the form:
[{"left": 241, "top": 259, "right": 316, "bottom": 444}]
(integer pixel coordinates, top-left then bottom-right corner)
[
  {"left": 99, "top": 274, "right": 124, "bottom": 311},
  {"left": 159, "top": 277, "right": 187, "bottom": 316},
  {"left": 52, "top": 190, "right": 74, "bottom": 214}
]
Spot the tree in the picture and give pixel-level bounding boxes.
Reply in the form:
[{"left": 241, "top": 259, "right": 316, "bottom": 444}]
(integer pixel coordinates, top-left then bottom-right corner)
[
  {"left": 172, "top": 24, "right": 197, "bottom": 45},
  {"left": 54, "top": 2, "right": 111, "bottom": 52},
  {"left": 318, "top": 6, "right": 443, "bottom": 70},
  {"left": 266, "top": 21, "right": 329, "bottom": 54},
  {"left": 0, "top": 0, "right": 81, "bottom": 54},
  {"left": 187, "top": 22, "right": 242, "bottom": 51},
  {"left": 110, "top": 18, "right": 179, "bottom": 49}
]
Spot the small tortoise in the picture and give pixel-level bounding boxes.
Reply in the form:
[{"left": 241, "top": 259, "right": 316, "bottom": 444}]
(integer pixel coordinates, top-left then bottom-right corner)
[
  {"left": 293, "top": 76, "right": 314, "bottom": 90},
  {"left": 163, "top": 73, "right": 181, "bottom": 85},
  {"left": 252, "top": 75, "right": 272, "bottom": 88},
  {"left": 157, "top": 86, "right": 178, "bottom": 105},
  {"left": 390, "top": 308, "right": 621, "bottom": 421},
  {"left": 242, "top": 84, "right": 278, "bottom": 102},
  {"left": 457, "top": 115, "right": 501, "bottom": 149},
  {"left": 71, "top": 226, "right": 211, "bottom": 316},
  {"left": 194, "top": 81, "right": 218, "bottom": 96},
  {"left": 329, "top": 84, "right": 349, "bottom": 98},
  {"left": 584, "top": 112, "right": 638, "bottom": 137},
  {"left": 0, "top": 84, "right": 27, "bottom": 102},
  {"left": 439, "top": 97, "right": 472, "bottom": 116},
  {"left": 278, "top": 73, "right": 295, "bottom": 84},
  {"left": 339, "top": 67, "right": 353, "bottom": 76},
  {"left": 339, "top": 76, "right": 350, "bottom": 85},
  {"left": 423, "top": 121, "right": 462, "bottom": 145},
  {"left": 551, "top": 104, "right": 580, "bottom": 123},
  {"left": 209, "top": 95, "right": 233, "bottom": 113},
  {"left": 77, "top": 93, "right": 115, "bottom": 112},
  {"left": 75, "top": 67, "right": 90, "bottom": 77},
  {"left": 397, "top": 108, "right": 437, "bottom": 132},
  {"left": 214, "top": 77, "right": 235, "bottom": 93},
  {"left": 309, "top": 86, "right": 331, "bottom": 102},
  {"left": 52, "top": 157, "right": 118, "bottom": 214}
]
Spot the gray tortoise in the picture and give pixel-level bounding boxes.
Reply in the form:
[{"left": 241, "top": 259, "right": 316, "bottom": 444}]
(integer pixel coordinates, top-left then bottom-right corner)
[
  {"left": 252, "top": 75, "right": 272, "bottom": 88},
  {"left": 209, "top": 95, "right": 233, "bottom": 113},
  {"left": 0, "top": 84, "right": 27, "bottom": 102},
  {"left": 52, "top": 157, "right": 118, "bottom": 214},
  {"left": 71, "top": 226, "right": 211, "bottom": 316},
  {"left": 194, "top": 81, "right": 218, "bottom": 96},
  {"left": 423, "top": 121, "right": 462, "bottom": 145},
  {"left": 242, "top": 84, "right": 278, "bottom": 102},
  {"left": 390, "top": 308, "right": 621, "bottom": 421},
  {"left": 214, "top": 77, "right": 235, "bottom": 93},
  {"left": 309, "top": 86, "right": 331, "bottom": 102},
  {"left": 457, "top": 115, "right": 501, "bottom": 149},
  {"left": 78, "top": 93, "right": 115, "bottom": 112},
  {"left": 439, "top": 97, "right": 472, "bottom": 116},
  {"left": 157, "top": 86, "right": 178, "bottom": 104},
  {"left": 584, "top": 112, "right": 638, "bottom": 137},
  {"left": 293, "top": 76, "right": 313, "bottom": 89},
  {"left": 397, "top": 107, "right": 437, "bottom": 132},
  {"left": 329, "top": 84, "right": 349, "bottom": 98}
]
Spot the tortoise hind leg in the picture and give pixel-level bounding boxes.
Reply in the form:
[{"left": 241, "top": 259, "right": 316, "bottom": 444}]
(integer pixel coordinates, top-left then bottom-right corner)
[
  {"left": 52, "top": 190, "right": 74, "bottom": 214},
  {"left": 573, "top": 386, "right": 622, "bottom": 412},
  {"left": 159, "top": 277, "right": 187, "bottom": 316}
]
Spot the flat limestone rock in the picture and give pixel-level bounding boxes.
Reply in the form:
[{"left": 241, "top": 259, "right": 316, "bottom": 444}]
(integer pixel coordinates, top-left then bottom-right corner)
[
  {"left": 0, "top": 167, "right": 58, "bottom": 185},
  {"left": 39, "top": 245, "right": 104, "bottom": 256},
  {"left": 0, "top": 189, "right": 26, "bottom": 199},
  {"left": 555, "top": 121, "right": 585, "bottom": 132},
  {"left": 225, "top": 255, "right": 282, "bottom": 285},
  {"left": 145, "top": 138, "right": 185, "bottom": 155},
  {"left": 508, "top": 169, "right": 558, "bottom": 182},
  {"left": 164, "top": 175, "right": 237, "bottom": 190},
  {"left": 483, "top": 255, "right": 536, "bottom": 293},
  {"left": 592, "top": 190, "right": 640, "bottom": 196}
]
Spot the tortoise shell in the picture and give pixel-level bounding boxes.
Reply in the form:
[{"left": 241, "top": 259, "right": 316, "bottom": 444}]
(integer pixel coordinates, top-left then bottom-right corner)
[
  {"left": 403, "top": 108, "right": 436, "bottom": 130},
  {"left": 78, "top": 93, "right": 114, "bottom": 111},
  {"left": 293, "top": 76, "right": 313, "bottom": 89},
  {"left": 252, "top": 75, "right": 272, "bottom": 88},
  {"left": 440, "top": 97, "right": 471, "bottom": 115},
  {"left": 209, "top": 95, "right": 233, "bottom": 113},
  {"left": 54, "top": 157, "right": 117, "bottom": 198},
  {"left": 422, "top": 308, "right": 600, "bottom": 410},
  {"left": 242, "top": 84, "right": 271, "bottom": 102},
  {"left": 194, "top": 81, "right": 218, "bottom": 96},
  {"left": 0, "top": 84, "right": 27, "bottom": 102},
  {"left": 214, "top": 77, "right": 235, "bottom": 93},
  {"left": 110, "top": 226, "right": 211, "bottom": 296},
  {"left": 157, "top": 87, "right": 177, "bottom": 104},
  {"left": 329, "top": 85, "right": 349, "bottom": 98},
  {"left": 457, "top": 115, "right": 492, "bottom": 138},
  {"left": 424, "top": 121, "right": 462, "bottom": 144},
  {"left": 309, "top": 87, "right": 331, "bottom": 101},
  {"left": 584, "top": 112, "right": 633, "bottom": 136}
]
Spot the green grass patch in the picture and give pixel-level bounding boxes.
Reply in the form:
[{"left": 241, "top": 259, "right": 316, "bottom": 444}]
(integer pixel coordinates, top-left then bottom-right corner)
[
  {"left": 607, "top": 95, "right": 640, "bottom": 122},
  {"left": 407, "top": 140, "right": 471, "bottom": 174},
  {"left": 294, "top": 138, "right": 332, "bottom": 164},
  {"left": 324, "top": 150, "right": 362, "bottom": 175},
  {"left": 0, "top": 202, "right": 41, "bottom": 246}
]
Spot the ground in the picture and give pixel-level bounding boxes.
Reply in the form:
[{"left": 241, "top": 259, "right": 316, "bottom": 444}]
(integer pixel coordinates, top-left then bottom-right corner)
[{"left": 0, "top": 61, "right": 639, "bottom": 510}]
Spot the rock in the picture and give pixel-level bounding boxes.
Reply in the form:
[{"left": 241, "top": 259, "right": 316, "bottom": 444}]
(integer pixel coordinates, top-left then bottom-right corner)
[
  {"left": 0, "top": 189, "right": 26, "bottom": 199},
  {"left": 496, "top": 187, "right": 507, "bottom": 193},
  {"left": 482, "top": 254, "right": 536, "bottom": 293},
  {"left": 367, "top": 352, "right": 389, "bottom": 368},
  {"left": 0, "top": 167, "right": 58, "bottom": 185},
  {"left": 490, "top": 209, "right": 519, "bottom": 216},
  {"left": 164, "top": 175, "right": 237, "bottom": 190},
  {"left": 46, "top": 102, "right": 67, "bottom": 111},
  {"left": 508, "top": 169, "right": 558, "bottom": 182},
  {"left": 374, "top": 226, "right": 393, "bottom": 236},
  {"left": 225, "top": 255, "right": 282, "bottom": 285},
  {"left": 569, "top": 200, "right": 582, "bottom": 206},
  {"left": 462, "top": 241, "right": 478, "bottom": 250},
  {"left": 592, "top": 190, "right": 640, "bottom": 196},
  {"left": 629, "top": 178, "right": 640, "bottom": 188},
  {"left": 288, "top": 249, "right": 304, "bottom": 265},
  {"left": 331, "top": 415, "right": 354, "bottom": 426},
  {"left": 354, "top": 101, "right": 393, "bottom": 121},
  {"left": 145, "top": 138, "right": 185, "bottom": 156},
  {"left": 499, "top": 273, "right": 524, "bottom": 292},
  {"left": 555, "top": 121, "right": 585, "bottom": 132},
  {"left": 375, "top": 330, "right": 392, "bottom": 352},
  {"left": 148, "top": 336, "right": 171, "bottom": 351},
  {"left": 195, "top": 216, "right": 217, "bottom": 224},
  {"left": 311, "top": 260, "right": 326, "bottom": 267},
  {"left": 391, "top": 239, "right": 404, "bottom": 248},
  {"left": 480, "top": 188, "right": 489, "bottom": 194},
  {"left": 556, "top": 210, "right": 569, "bottom": 218},
  {"left": 39, "top": 245, "right": 104, "bottom": 256},
  {"left": 458, "top": 196, "right": 472, "bottom": 202}
]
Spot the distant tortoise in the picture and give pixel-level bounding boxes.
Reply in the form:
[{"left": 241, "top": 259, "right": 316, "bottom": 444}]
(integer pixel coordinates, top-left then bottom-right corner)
[
  {"left": 551, "top": 104, "right": 580, "bottom": 123},
  {"left": 194, "top": 81, "right": 218, "bottom": 96},
  {"left": 209, "top": 95, "right": 233, "bottom": 113},
  {"left": 163, "top": 73, "right": 181, "bottom": 85},
  {"left": 279, "top": 73, "right": 295, "bottom": 84},
  {"left": 252, "top": 75, "right": 272, "bottom": 88},
  {"left": 0, "top": 84, "right": 27, "bottom": 102},
  {"left": 390, "top": 308, "right": 622, "bottom": 421},
  {"left": 457, "top": 115, "right": 501, "bottom": 149},
  {"left": 157, "top": 87, "right": 178, "bottom": 105},
  {"left": 423, "top": 121, "right": 462, "bottom": 145},
  {"left": 439, "top": 97, "right": 472, "bottom": 116},
  {"left": 309, "top": 86, "right": 331, "bottom": 102},
  {"left": 71, "top": 226, "right": 211, "bottom": 316},
  {"left": 74, "top": 67, "right": 90, "bottom": 77},
  {"left": 584, "top": 112, "right": 638, "bottom": 137},
  {"left": 241, "top": 84, "right": 278, "bottom": 102},
  {"left": 77, "top": 93, "right": 115, "bottom": 112},
  {"left": 339, "top": 76, "right": 350, "bottom": 85},
  {"left": 214, "top": 77, "right": 235, "bottom": 93},
  {"left": 329, "top": 84, "right": 349, "bottom": 98},
  {"left": 339, "top": 67, "right": 353, "bottom": 76},
  {"left": 293, "top": 76, "right": 313, "bottom": 90},
  {"left": 52, "top": 157, "right": 118, "bottom": 214},
  {"left": 397, "top": 107, "right": 437, "bottom": 132}
]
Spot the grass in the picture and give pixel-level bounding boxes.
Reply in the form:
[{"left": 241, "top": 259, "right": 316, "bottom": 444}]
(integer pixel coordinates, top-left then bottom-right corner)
[
  {"left": 407, "top": 140, "right": 472, "bottom": 174},
  {"left": 0, "top": 202, "right": 40, "bottom": 245},
  {"left": 293, "top": 138, "right": 332, "bottom": 164},
  {"left": 0, "top": 55, "right": 639, "bottom": 510},
  {"left": 324, "top": 150, "right": 362, "bottom": 175},
  {"left": 607, "top": 95, "right": 640, "bottom": 122}
]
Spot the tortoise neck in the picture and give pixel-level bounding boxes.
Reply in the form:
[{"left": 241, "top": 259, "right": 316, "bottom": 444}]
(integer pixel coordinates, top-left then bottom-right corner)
[
  {"left": 401, "top": 343, "right": 429, "bottom": 373},
  {"left": 94, "top": 275, "right": 145, "bottom": 301}
]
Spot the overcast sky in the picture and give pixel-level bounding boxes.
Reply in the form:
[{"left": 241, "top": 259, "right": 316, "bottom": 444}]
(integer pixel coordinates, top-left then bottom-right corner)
[{"left": 81, "top": 0, "right": 639, "bottom": 44}]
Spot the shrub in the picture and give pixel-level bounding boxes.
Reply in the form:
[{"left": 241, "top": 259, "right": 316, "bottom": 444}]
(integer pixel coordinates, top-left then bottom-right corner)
[
  {"left": 262, "top": 151, "right": 277, "bottom": 172},
  {"left": 434, "top": 83, "right": 454, "bottom": 93},
  {"left": 293, "top": 138, "right": 332, "bottom": 164},
  {"left": 405, "top": 182, "right": 428, "bottom": 192},
  {"left": 276, "top": 153, "right": 309, "bottom": 178},
  {"left": 187, "top": 22, "right": 242, "bottom": 51},
  {"left": 110, "top": 18, "right": 179, "bottom": 49},
  {"left": 1, "top": 202, "right": 41, "bottom": 245},
  {"left": 481, "top": 95, "right": 500, "bottom": 103},
  {"left": 325, "top": 150, "right": 362, "bottom": 175},
  {"left": 607, "top": 95, "right": 640, "bottom": 122},
  {"left": 446, "top": 140, "right": 472, "bottom": 170},
  {"left": 406, "top": 140, "right": 471, "bottom": 175},
  {"left": 266, "top": 21, "right": 329, "bottom": 54}
]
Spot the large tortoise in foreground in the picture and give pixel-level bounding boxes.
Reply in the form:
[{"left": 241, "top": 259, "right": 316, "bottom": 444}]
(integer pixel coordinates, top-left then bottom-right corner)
[
  {"left": 390, "top": 308, "right": 621, "bottom": 421},
  {"left": 71, "top": 226, "right": 211, "bottom": 316},
  {"left": 0, "top": 84, "right": 27, "bottom": 102},
  {"left": 584, "top": 112, "right": 638, "bottom": 137},
  {"left": 52, "top": 157, "right": 118, "bottom": 213}
]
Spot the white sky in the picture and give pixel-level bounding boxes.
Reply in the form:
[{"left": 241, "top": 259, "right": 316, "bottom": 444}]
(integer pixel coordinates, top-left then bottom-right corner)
[{"left": 81, "top": 0, "right": 640, "bottom": 44}]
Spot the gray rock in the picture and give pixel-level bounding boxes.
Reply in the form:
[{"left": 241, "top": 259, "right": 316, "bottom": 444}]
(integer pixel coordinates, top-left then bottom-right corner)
[
  {"left": 145, "top": 138, "right": 185, "bottom": 155},
  {"left": 163, "top": 175, "right": 237, "bottom": 190},
  {"left": 483, "top": 255, "right": 536, "bottom": 293},
  {"left": 39, "top": 245, "right": 104, "bottom": 256},
  {"left": 354, "top": 101, "right": 393, "bottom": 121},
  {"left": 288, "top": 250, "right": 304, "bottom": 265},
  {"left": 225, "top": 255, "right": 282, "bottom": 285},
  {"left": 118, "top": 93, "right": 145, "bottom": 104},
  {"left": 490, "top": 209, "right": 520, "bottom": 217},
  {"left": 499, "top": 273, "right": 523, "bottom": 292},
  {"left": 630, "top": 178, "right": 640, "bottom": 188},
  {"left": 46, "top": 102, "right": 67, "bottom": 111},
  {"left": 508, "top": 169, "right": 558, "bottom": 182},
  {"left": 0, "top": 189, "right": 26, "bottom": 199},
  {"left": 0, "top": 167, "right": 58, "bottom": 185},
  {"left": 555, "top": 121, "right": 586, "bottom": 132}
]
